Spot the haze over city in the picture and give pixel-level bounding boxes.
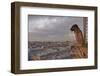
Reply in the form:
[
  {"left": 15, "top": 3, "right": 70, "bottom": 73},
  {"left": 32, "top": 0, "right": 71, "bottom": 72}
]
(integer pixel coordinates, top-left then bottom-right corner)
[{"left": 28, "top": 15, "right": 84, "bottom": 42}]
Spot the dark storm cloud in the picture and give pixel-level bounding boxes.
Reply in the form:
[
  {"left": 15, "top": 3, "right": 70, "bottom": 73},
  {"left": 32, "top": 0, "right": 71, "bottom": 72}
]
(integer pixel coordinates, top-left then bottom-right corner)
[{"left": 28, "top": 15, "right": 84, "bottom": 41}]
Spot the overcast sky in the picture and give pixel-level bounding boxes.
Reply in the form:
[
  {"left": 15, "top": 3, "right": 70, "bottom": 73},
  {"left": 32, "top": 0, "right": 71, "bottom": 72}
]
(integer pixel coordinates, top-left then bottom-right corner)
[{"left": 28, "top": 15, "right": 84, "bottom": 42}]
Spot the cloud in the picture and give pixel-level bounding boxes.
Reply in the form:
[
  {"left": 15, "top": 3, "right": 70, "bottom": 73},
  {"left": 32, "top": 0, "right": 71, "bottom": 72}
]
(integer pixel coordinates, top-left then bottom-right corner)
[{"left": 28, "top": 15, "right": 84, "bottom": 41}]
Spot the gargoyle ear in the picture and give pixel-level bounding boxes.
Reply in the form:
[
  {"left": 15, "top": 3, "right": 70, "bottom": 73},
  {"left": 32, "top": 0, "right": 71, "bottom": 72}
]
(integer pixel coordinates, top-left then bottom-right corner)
[{"left": 73, "top": 24, "right": 78, "bottom": 27}]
